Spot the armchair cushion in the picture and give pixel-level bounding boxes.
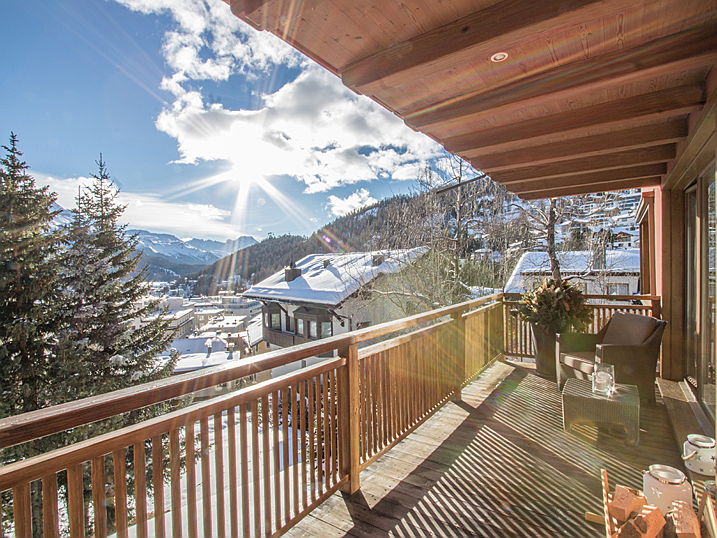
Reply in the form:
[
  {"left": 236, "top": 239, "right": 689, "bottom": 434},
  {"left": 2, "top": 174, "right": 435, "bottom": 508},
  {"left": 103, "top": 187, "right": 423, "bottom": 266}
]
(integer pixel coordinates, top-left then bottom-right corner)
[
  {"left": 601, "top": 312, "right": 658, "bottom": 346},
  {"left": 559, "top": 352, "right": 595, "bottom": 375}
]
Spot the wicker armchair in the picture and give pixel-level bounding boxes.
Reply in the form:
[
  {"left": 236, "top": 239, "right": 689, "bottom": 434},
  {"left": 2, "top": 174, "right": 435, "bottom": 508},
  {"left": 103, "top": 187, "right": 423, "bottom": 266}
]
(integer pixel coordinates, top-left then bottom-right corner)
[{"left": 556, "top": 312, "right": 667, "bottom": 404}]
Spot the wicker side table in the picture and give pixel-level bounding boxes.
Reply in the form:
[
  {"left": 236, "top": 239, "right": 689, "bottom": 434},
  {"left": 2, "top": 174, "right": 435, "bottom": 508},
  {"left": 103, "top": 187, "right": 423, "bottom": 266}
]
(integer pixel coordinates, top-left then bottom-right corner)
[{"left": 562, "top": 378, "right": 640, "bottom": 446}]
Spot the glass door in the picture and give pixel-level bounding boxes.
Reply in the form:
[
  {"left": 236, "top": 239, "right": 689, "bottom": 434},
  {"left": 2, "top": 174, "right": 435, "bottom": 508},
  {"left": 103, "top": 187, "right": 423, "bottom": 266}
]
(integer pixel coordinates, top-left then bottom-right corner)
[
  {"left": 685, "top": 168, "right": 716, "bottom": 420},
  {"left": 702, "top": 172, "right": 715, "bottom": 417},
  {"left": 685, "top": 185, "right": 699, "bottom": 385}
]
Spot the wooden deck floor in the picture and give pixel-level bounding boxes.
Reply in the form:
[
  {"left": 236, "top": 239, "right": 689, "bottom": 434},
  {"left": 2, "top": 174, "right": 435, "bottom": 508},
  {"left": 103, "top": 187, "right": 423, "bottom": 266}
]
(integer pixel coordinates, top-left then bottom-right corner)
[{"left": 288, "top": 361, "right": 683, "bottom": 537}]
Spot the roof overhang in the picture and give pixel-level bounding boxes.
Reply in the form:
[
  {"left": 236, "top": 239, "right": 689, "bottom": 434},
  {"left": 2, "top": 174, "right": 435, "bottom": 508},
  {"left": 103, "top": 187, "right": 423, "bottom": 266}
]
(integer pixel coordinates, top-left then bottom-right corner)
[{"left": 227, "top": 0, "right": 717, "bottom": 199}]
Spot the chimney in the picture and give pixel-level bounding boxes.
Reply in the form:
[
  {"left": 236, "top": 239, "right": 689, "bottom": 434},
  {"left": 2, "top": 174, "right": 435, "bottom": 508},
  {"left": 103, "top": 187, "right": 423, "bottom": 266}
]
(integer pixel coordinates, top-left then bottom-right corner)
[
  {"left": 323, "top": 259, "right": 331, "bottom": 268},
  {"left": 205, "top": 338, "right": 212, "bottom": 357},
  {"left": 372, "top": 254, "right": 384, "bottom": 266},
  {"left": 284, "top": 261, "right": 301, "bottom": 282}
]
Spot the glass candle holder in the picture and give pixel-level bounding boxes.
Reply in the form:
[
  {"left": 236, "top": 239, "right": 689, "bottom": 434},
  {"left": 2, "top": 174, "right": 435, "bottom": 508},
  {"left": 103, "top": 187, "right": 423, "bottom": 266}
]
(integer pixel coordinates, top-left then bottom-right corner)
[{"left": 592, "top": 363, "right": 615, "bottom": 396}]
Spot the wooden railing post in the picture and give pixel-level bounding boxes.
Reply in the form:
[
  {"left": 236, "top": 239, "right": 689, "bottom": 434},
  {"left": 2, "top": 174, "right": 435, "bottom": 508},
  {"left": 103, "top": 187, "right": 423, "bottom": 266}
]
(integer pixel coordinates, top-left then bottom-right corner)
[
  {"left": 451, "top": 311, "right": 467, "bottom": 402},
  {"left": 650, "top": 298, "right": 662, "bottom": 319},
  {"left": 339, "top": 343, "right": 360, "bottom": 494}
]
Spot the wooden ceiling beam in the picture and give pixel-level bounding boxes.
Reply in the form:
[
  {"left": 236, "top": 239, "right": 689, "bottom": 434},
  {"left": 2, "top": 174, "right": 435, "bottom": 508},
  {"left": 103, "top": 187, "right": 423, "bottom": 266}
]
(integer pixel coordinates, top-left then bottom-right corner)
[
  {"left": 341, "top": 0, "right": 638, "bottom": 90},
  {"left": 445, "top": 84, "right": 704, "bottom": 154},
  {"left": 406, "top": 25, "right": 717, "bottom": 130},
  {"left": 519, "top": 176, "right": 662, "bottom": 200},
  {"left": 488, "top": 145, "right": 675, "bottom": 184},
  {"left": 468, "top": 119, "right": 688, "bottom": 170},
  {"left": 502, "top": 163, "right": 667, "bottom": 193}
]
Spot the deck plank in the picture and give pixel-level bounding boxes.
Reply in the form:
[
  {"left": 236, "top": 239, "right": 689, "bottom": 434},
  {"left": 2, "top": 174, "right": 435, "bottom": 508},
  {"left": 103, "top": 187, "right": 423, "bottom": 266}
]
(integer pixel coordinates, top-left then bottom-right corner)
[{"left": 289, "top": 362, "right": 683, "bottom": 537}]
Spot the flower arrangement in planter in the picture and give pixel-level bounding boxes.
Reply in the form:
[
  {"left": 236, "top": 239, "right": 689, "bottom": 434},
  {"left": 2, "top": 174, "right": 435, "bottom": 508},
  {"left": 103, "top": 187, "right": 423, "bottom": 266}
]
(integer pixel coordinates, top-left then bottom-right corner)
[{"left": 516, "top": 279, "right": 592, "bottom": 379}]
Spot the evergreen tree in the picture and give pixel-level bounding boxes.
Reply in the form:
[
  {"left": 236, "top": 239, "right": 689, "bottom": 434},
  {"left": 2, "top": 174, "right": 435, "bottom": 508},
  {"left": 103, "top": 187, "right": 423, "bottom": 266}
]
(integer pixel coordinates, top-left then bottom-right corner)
[
  {"left": 54, "top": 156, "right": 176, "bottom": 401},
  {"left": 0, "top": 134, "right": 64, "bottom": 420}
]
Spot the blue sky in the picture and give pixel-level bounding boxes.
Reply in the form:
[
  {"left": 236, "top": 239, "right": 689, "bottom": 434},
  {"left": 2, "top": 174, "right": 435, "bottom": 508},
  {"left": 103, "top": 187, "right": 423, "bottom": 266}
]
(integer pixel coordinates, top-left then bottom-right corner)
[{"left": 0, "top": 0, "right": 445, "bottom": 240}]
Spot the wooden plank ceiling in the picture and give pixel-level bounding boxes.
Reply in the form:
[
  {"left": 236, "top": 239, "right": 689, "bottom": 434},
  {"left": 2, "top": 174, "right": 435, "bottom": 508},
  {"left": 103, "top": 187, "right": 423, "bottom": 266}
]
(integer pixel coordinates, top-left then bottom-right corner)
[{"left": 227, "top": 0, "right": 717, "bottom": 199}]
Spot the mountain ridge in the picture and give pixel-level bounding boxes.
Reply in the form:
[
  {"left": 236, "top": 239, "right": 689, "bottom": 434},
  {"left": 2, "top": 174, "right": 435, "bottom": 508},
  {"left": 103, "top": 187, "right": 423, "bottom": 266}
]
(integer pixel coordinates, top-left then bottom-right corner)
[{"left": 51, "top": 203, "right": 257, "bottom": 280}]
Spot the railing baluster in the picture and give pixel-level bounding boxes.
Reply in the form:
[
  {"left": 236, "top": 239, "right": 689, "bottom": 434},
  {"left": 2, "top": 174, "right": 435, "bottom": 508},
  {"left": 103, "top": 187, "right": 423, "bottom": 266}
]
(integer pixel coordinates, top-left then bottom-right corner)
[
  {"left": 308, "top": 377, "right": 316, "bottom": 503},
  {"left": 322, "top": 373, "right": 330, "bottom": 492},
  {"left": 299, "top": 380, "right": 308, "bottom": 509},
  {"left": 185, "top": 422, "right": 198, "bottom": 538},
  {"left": 272, "top": 390, "right": 281, "bottom": 530},
  {"left": 169, "top": 429, "right": 182, "bottom": 538},
  {"left": 292, "top": 382, "right": 300, "bottom": 519},
  {"left": 133, "top": 444, "right": 148, "bottom": 538},
  {"left": 213, "top": 413, "right": 226, "bottom": 538},
  {"left": 42, "top": 474, "right": 59, "bottom": 538},
  {"left": 251, "top": 400, "right": 261, "bottom": 537},
  {"left": 200, "top": 418, "right": 212, "bottom": 538},
  {"left": 282, "top": 386, "right": 290, "bottom": 522},
  {"left": 92, "top": 456, "right": 107, "bottom": 537},
  {"left": 227, "top": 407, "right": 238, "bottom": 538},
  {"left": 262, "top": 395, "right": 272, "bottom": 535},
  {"left": 113, "top": 449, "right": 128, "bottom": 538},
  {"left": 151, "top": 436, "right": 165, "bottom": 538},
  {"left": 239, "top": 404, "right": 250, "bottom": 537},
  {"left": 13, "top": 483, "right": 31, "bottom": 538}
]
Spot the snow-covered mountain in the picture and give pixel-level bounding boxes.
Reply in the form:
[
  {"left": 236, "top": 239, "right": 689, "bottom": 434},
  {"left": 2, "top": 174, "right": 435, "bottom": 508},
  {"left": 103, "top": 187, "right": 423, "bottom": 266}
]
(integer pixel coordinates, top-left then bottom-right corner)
[
  {"left": 50, "top": 202, "right": 74, "bottom": 227},
  {"left": 50, "top": 203, "right": 257, "bottom": 279},
  {"left": 184, "top": 236, "right": 257, "bottom": 258},
  {"left": 130, "top": 230, "right": 257, "bottom": 266}
]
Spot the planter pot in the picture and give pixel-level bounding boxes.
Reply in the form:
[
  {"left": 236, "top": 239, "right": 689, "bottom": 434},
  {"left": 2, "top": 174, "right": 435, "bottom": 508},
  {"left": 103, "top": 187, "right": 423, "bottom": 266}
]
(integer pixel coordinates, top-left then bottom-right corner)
[{"left": 530, "top": 323, "right": 557, "bottom": 380}]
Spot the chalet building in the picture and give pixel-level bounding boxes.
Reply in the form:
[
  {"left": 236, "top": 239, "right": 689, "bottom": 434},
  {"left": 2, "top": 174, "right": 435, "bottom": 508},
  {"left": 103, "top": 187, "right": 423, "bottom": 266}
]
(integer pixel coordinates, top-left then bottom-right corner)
[
  {"left": 505, "top": 249, "right": 641, "bottom": 295},
  {"left": 242, "top": 249, "right": 425, "bottom": 371}
]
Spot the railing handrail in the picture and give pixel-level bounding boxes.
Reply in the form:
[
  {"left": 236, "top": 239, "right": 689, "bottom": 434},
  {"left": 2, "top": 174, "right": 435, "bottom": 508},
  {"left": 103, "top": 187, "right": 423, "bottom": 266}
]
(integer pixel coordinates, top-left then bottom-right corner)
[
  {"left": 504, "top": 292, "right": 661, "bottom": 302},
  {"left": 0, "top": 292, "right": 503, "bottom": 449}
]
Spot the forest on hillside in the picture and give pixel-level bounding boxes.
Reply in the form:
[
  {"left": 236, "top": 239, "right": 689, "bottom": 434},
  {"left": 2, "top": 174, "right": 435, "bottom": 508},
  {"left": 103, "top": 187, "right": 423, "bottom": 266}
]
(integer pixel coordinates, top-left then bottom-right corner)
[{"left": 191, "top": 170, "right": 531, "bottom": 296}]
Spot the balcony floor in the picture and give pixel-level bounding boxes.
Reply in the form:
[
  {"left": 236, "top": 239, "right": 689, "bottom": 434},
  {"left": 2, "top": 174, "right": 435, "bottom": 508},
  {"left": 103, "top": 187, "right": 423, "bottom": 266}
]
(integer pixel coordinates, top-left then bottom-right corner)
[{"left": 288, "top": 362, "right": 683, "bottom": 537}]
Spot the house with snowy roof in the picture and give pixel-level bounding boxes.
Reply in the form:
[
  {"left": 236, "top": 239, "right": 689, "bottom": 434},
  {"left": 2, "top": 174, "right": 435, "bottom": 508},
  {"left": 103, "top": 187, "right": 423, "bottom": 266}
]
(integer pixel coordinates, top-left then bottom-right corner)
[
  {"left": 505, "top": 249, "right": 641, "bottom": 296},
  {"left": 242, "top": 248, "right": 427, "bottom": 359}
]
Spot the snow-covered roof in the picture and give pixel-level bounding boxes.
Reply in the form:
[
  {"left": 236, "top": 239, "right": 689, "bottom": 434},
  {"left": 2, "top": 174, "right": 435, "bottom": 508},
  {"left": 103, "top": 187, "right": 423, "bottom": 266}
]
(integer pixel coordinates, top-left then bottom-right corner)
[
  {"left": 243, "top": 248, "right": 427, "bottom": 306},
  {"left": 505, "top": 249, "right": 640, "bottom": 293},
  {"left": 173, "top": 350, "right": 238, "bottom": 373},
  {"left": 169, "top": 336, "right": 228, "bottom": 356}
]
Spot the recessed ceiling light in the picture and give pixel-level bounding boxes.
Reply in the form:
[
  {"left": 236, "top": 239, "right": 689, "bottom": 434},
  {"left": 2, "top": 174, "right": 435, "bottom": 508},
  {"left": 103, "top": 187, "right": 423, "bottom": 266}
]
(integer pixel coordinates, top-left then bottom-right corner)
[{"left": 490, "top": 52, "right": 509, "bottom": 63}]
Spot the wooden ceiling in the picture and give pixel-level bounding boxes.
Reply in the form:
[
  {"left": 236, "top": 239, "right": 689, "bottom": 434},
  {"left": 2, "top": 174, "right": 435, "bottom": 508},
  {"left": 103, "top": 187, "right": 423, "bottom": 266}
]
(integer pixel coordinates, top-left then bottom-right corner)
[{"left": 227, "top": 0, "right": 717, "bottom": 198}]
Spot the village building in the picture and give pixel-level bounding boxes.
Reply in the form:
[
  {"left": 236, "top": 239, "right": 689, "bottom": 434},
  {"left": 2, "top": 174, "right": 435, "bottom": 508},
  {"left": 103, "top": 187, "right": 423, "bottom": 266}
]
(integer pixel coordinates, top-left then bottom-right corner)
[
  {"left": 242, "top": 248, "right": 426, "bottom": 375},
  {"left": 505, "top": 249, "right": 641, "bottom": 296}
]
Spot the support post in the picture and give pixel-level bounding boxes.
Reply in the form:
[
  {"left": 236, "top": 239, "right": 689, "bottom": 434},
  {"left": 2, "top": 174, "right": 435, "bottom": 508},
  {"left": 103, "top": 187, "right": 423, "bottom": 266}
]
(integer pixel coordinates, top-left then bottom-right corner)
[
  {"left": 496, "top": 300, "right": 506, "bottom": 359},
  {"left": 339, "top": 343, "right": 360, "bottom": 494},
  {"left": 650, "top": 298, "right": 662, "bottom": 319},
  {"left": 451, "top": 311, "right": 467, "bottom": 402}
]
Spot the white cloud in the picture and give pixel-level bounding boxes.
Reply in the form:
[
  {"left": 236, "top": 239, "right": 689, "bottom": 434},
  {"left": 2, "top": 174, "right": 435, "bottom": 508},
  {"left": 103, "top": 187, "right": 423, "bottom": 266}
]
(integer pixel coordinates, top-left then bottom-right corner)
[
  {"left": 35, "top": 172, "right": 244, "bottom": 240},
  {"left": 327, "top": 188, "right": 378, "bottom": 217},
  {"left": 114, "top": 0, "right": 443, "bottom": 194}
]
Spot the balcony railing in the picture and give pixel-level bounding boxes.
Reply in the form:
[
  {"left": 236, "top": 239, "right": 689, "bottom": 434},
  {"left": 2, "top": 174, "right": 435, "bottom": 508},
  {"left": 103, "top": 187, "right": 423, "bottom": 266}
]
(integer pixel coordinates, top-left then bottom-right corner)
[
  {"left": 0, "top": 294, "right": 504, "bottom": 537},
  {"left": 0, "top": 291, "right": 659, "bottom": 536},
  {"left": 503, "top": 292, "right": 662, "bottom": 358}
]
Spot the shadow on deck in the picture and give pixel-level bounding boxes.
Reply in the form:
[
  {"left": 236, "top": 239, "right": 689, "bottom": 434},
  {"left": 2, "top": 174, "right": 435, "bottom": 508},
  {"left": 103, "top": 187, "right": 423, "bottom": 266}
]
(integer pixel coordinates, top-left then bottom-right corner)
[{"left": 289, "top": 361, "right": 683, "bottom": 537}]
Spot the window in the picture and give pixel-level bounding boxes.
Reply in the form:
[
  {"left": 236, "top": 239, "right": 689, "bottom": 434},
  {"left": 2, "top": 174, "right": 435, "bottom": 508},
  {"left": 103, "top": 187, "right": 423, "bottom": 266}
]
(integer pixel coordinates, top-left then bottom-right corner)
[
  {"left": 296, "top": 318, "right": 304, "bottom": 336},
  {"left": 309, "top": 320, "right": 318, "bottom": 338},
  {"left": 270, "top": 312, "right": 281, "bottom": 329},
  {"left": 321, "top": 321, "right": 332, "bottom": 337},
  {"left": 606, "top": 283, "right": 629, "bottom": 296}
]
